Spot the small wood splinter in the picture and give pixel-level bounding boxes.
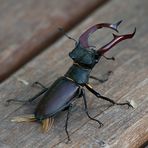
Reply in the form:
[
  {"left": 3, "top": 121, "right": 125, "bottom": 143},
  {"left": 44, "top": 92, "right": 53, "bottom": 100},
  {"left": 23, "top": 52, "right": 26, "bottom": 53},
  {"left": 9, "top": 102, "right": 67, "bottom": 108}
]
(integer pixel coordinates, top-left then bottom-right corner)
[{"left": 127, "top": 100, "right": 137, "bottom": 109}]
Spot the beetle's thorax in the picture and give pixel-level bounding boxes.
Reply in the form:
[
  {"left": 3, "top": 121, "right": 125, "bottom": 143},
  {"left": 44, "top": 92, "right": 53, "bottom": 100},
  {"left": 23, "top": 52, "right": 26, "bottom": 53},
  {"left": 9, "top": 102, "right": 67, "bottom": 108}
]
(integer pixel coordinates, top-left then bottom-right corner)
[
  {"left": 65, "top": 43, "right": 101, "bottom": 85},
  {"left": 65, "top": 63, "right": 91, "bottom": 85}
]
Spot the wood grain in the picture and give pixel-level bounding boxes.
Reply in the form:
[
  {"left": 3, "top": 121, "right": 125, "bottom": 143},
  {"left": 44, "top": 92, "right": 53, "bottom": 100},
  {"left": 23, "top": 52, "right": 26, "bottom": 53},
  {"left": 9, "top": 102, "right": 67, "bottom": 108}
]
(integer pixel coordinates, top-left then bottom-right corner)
[
  {"left": 110, "top": 115, "right": 148, "bottom": 148},
  {"left": 0, "top": 0, "right": 148, "bottom": 147},
  {"left": 0, "top": 0, "right": 107, "bottom": 82}
]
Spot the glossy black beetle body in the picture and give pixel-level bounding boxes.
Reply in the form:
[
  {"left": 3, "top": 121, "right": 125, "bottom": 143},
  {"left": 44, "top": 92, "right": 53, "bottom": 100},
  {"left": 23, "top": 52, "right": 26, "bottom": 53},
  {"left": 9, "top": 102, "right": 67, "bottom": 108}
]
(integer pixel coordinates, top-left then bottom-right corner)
[
  {"left": 35, "top": 77, "right": 80, "bottom": 121},
  {"left": 7, "top": 21, "right": 136, "bottom": 142}
]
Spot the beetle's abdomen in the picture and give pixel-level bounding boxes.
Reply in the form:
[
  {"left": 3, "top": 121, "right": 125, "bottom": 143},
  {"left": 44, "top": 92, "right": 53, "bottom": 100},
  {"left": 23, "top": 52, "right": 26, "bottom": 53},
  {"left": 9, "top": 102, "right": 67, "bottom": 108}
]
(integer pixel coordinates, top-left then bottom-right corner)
[{"left": 35, "top": 77, "right": 79, "bottom": 121}]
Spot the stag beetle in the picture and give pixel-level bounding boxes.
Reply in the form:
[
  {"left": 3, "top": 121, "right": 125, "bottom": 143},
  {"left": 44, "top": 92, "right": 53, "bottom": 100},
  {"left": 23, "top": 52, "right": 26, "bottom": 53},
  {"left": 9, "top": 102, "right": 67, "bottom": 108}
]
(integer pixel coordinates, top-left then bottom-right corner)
[{"left": 7, "top": 20, "right": 136, "bottom": 143}]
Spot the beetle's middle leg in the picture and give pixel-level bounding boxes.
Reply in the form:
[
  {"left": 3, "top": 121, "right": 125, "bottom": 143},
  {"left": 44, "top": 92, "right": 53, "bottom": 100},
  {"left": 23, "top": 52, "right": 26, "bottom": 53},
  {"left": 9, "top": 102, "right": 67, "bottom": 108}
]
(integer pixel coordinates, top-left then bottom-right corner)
[
  {"left": 89, "top": 55, "right": 114, "bottom": 83},
  {"left": 81, "top": 89, "right": 103, "bottom": 127},
  {"left": 85, "top": 84, "right": 133, "bottom": 107}
]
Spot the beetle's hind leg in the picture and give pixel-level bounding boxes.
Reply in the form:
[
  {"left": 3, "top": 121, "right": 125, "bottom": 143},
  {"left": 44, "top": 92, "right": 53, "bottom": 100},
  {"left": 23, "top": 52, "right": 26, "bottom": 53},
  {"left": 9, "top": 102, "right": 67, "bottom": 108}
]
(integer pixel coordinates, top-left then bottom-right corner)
[
  {"left": 5, "top": 87, "right": 48, "bottom": 106},
  {"left": 81, "top": 89, "right": 103, "bottom": 127},
  {"left": 6, "top": 81, "right": 48, "bottom": 106}
]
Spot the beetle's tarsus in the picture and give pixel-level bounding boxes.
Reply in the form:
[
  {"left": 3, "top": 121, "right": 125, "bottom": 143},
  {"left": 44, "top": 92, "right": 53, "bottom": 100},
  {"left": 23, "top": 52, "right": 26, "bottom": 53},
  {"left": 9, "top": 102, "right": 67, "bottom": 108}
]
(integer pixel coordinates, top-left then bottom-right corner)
[
  {"left": 99, "top": 122, "right": 104, "bottom": 128},
  {"left": 98, "top": 96, "right": 134, "bottom": 108},
  {"left": 32, "top": 81, "right": 47, "bottom": 89},
  {"left": 5, "top": 99, "right": 29, "bottom": 105},
  {"left": 103, "top": 55, "right": 115, "bottom": 61},
  {"left": 5, "top": 98, "right": 32, "bottom": 105},
  {"left": 65, "top": 105, "right": 72, "bottom": 143},
  {"left": 65, "top": 138, "right": 72, "bottom": 144},
  {"left": 115, "top": 101, "right": 134, "bottom": 108}
]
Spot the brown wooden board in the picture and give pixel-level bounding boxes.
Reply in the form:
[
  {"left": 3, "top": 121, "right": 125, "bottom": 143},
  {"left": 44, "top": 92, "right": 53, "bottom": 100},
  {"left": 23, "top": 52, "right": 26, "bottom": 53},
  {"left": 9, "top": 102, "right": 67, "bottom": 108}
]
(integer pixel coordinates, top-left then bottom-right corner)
[
  {"left": 0, "top": 0, "right": 148, "bottom": 147},
  {"left": 0, "top": 0, "right": 107, "bottom": 82}
]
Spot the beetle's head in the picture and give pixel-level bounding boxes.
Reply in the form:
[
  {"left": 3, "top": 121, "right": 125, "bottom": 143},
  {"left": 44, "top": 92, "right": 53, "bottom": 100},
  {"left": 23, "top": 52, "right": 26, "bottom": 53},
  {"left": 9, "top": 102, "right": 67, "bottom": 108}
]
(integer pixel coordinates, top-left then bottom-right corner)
[
  {"left": 69, "top": 20, "right": 136, "bottom": 69},
  {"left": 69, "top": 42, "right": 99, "bottom": 69}
]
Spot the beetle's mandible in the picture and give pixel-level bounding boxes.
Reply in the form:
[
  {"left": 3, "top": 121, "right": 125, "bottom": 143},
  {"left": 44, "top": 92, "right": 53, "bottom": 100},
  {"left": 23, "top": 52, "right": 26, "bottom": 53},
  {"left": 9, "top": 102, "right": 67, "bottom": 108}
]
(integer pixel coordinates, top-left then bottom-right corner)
[{"left": 6, "top": 20, "right": 136, "bottom": 143}]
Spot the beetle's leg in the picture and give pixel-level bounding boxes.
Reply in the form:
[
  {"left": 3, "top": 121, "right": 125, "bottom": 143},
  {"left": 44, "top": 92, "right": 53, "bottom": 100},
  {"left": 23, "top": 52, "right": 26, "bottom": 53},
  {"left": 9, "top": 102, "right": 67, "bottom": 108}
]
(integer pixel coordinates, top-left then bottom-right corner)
[
  {"left": 58, "top": 27, "right": 78, "bottom": 45},
  {"left": 6, "top": 88, "right": 48, "bottom": 105},
  {"left": 90, "top": 71, "right": 112, "bottom": 83},
  {"left": 32, "top": 81, "right": 47, "bottom": 89},
  {"left": 85, "top": 84, "right": 133, "bottom": 108},
  {"left": 102, "top": 55, "right": 115, "bottom": 61},
  {"left": 90, "top": 75, "right": 108, "bottom": 83},
  {"left": 81, "top": 89, "right": 103, "bottom": 127},
  {"left": 65, "top": 104, "right": 72, "bottom": 143}
]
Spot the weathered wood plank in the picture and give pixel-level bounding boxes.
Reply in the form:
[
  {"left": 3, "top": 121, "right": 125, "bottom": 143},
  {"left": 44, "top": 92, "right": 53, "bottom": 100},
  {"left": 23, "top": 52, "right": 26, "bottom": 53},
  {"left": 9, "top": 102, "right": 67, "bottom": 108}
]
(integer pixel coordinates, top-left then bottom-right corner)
[
  {"left": 0, "top": 0, "right": 148, "bottom": 147},
  {"left": 0, "top": 0, "right": 107, "bottom": 82},
  {"left": 110, "top": 114, "right": 148, "bottom": 148}
]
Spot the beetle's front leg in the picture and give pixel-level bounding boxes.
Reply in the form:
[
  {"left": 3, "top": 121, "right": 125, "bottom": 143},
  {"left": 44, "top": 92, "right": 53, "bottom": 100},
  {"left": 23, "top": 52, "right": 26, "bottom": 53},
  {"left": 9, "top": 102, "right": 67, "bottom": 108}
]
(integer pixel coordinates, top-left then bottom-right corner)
[
  {"left": 85, "top": 84, "right": 133, "bottom": 108},
  {"left": 90, "top": 71, "right": 112, "bottom": 83},
  {"left": 103, "top": 55, "right": 115, "bottom": 61}
]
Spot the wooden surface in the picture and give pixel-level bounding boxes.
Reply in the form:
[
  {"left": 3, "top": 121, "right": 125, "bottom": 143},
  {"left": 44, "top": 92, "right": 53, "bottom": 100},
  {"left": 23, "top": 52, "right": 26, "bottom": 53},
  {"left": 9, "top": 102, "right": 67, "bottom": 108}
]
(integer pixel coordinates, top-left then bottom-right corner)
[
  {"left": 0, "top": 0, "right": 148, "bottom": 148},
  {"left": 0, "top": 0, "right": 107, "bottom": 82}
]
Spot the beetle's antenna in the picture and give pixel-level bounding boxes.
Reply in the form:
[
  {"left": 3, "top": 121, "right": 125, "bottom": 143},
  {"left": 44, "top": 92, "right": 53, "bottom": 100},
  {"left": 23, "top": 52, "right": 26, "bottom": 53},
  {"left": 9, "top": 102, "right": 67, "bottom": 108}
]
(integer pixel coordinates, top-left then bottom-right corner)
[{"left": 58, "top": 27, "right": 78, "bottom": 45}]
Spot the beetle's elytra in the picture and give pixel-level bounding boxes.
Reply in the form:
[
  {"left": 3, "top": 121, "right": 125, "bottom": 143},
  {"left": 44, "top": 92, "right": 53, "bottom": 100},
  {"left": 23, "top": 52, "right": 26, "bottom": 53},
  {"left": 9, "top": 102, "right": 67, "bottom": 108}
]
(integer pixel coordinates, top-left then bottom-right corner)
[{"left": 7, "top": 20, "right": 136, "bottom": 143}]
